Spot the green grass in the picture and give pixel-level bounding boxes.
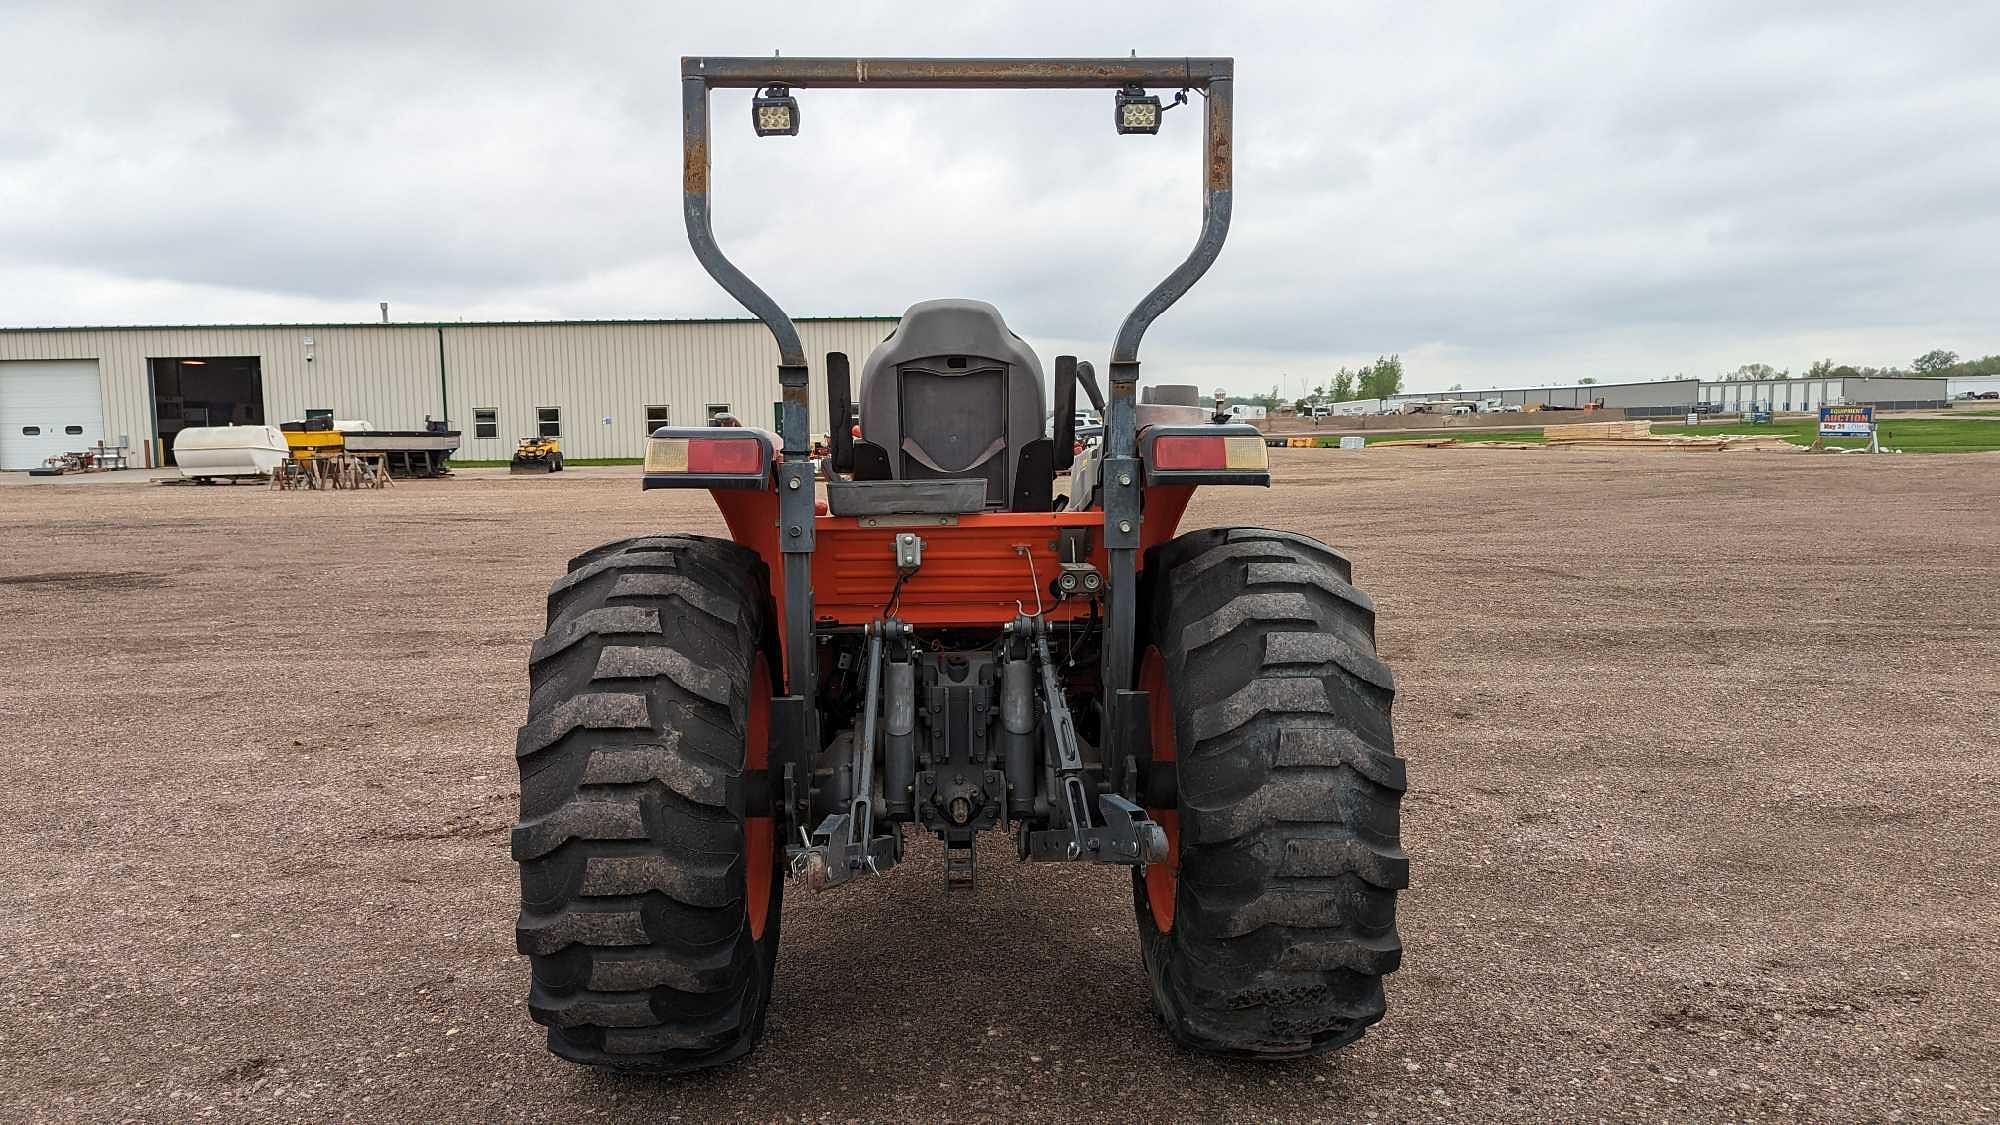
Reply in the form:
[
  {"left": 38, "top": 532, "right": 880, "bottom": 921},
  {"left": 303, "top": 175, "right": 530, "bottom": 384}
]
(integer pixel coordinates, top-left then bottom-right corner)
[
  {"left": 452, "top": 457, "right": 644, "bottom": 468},
  {"left": 1362, "top": 429, "right": 1546, "bottom": 445},
  {"left": 1271, "top": 428, "right": 1545, "bottom": 447},
  {"left": 1651, "top": 418, "right": 2000, "bottom": 453}
]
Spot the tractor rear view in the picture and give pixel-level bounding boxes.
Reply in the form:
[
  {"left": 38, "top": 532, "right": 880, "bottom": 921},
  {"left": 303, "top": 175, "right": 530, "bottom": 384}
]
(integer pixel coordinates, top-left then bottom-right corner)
[{"left": 512, "top": 56, "right": 1407, "bottom": 1072}]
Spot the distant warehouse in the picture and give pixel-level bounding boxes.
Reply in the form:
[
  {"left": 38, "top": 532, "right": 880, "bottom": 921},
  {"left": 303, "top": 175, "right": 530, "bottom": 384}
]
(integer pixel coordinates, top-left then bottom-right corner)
[
  {"left": 0, "top": 316, "right": 897, "bottom": 470},
  {"left": 1697, "top": 375, "right": 1949, "bottom": 413},
  {"left": 1389, "top": 378, "right": 1705, "bottom": 416},
  {"left": 1383, "top": 375, "right": 1949, "bottom": 418}
]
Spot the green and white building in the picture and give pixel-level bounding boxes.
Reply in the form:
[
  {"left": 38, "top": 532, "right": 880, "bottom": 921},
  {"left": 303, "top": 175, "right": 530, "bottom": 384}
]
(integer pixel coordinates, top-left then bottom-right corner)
[{"left": 0, "top": 316, "right": 897, "bottom": 469}]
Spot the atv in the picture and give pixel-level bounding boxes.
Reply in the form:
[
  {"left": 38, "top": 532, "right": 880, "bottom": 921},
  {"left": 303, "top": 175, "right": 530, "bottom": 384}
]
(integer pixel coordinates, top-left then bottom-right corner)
[{"left": 510, "top": 435, "right": 564, "bottom": 473}]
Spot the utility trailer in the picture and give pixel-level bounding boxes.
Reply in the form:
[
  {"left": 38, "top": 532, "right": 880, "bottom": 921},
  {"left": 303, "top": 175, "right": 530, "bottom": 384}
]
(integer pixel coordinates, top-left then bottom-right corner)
[{"left": 339, "top": 429, "right": 459, "bottom": 478}]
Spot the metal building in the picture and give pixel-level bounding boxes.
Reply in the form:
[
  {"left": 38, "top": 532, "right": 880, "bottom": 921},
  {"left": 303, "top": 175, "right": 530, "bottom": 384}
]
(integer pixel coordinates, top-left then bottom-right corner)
[
  {"left": 1696, "top": 376, "right": 1949, "bottom": 414},
  {"left": 1377, "top": 374, "right": 1952, "bottom": 418},
  {"left": 0, "top": 316, "right": 897, "bottom": 469},
  {"left": 1390, "top": 378, "right": 1704, "bottom": 416}
]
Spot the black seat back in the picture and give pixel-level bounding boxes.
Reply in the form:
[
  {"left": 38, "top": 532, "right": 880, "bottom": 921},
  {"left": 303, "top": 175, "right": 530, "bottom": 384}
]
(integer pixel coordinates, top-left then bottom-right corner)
[{"left": 856, "top": 299, "right": 1050, "bottom": 509}]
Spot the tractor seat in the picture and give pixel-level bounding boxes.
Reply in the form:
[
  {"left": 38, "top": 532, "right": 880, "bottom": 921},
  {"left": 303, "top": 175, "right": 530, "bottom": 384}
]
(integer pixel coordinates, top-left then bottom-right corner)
[{"left": 850, "top": 299, "right": 1055, "bottom": 511}]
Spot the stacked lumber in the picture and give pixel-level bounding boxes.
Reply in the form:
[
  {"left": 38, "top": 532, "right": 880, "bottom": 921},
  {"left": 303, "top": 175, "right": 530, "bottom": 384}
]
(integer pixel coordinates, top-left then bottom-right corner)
[
  {"left": 1552, "top": 437, "right": 1724, "bottom": 452},
  {"left": 1717, "top": 435, "right": 1807, "bottom": 453},
  {"left": 1544, "top": 418, "right": 1774, "bottom": 453},
  {"left": 1545, "top": 431, "right": 1807, "bottom": 453},
  {"left": 1544, "top": 420, "right": 1653, "bottom": 442}
]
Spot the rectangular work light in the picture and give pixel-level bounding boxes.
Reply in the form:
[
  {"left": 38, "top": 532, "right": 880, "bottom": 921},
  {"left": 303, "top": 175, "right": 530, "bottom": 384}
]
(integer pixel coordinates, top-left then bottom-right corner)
[
  {"left": 752, "top": 86, "right": 799, "bottom": 136},
  {"left": 1115, "top": 85, "right": 1161, "bottom": 135}
]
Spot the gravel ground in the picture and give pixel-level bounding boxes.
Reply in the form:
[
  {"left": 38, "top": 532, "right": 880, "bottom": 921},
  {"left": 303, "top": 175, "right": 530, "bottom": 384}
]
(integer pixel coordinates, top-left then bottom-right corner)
[{"left": 2, "top": 449, "right": 1996, "bottom": 1123}]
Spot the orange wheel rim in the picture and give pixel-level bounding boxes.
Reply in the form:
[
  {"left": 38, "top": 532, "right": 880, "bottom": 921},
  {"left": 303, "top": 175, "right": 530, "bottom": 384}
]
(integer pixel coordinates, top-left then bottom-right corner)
[
  {"left": 745, "top": 660, "right": 774, "bottom": 940},
  {"left": 1139, "top": 646, "right": 1180, "bottom": 932}
]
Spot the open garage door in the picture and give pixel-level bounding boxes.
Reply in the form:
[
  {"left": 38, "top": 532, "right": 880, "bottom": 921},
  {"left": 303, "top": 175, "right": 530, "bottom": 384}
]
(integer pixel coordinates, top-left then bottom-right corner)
[
  {"left": 150, "top": 357, "right": 264, "bottom": 465},
  {"left": 0, "top": 360, "right": 104, "bottom": 470}
]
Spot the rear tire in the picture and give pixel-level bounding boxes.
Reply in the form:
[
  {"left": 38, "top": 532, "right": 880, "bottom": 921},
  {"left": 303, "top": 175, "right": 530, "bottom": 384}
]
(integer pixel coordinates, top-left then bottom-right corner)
[
  {"left": 1134, "top": 527, "right": 1408, "bottom": 1057},
  {"left": 513, "top": 534, "right": 782, "bottom": 1072}
]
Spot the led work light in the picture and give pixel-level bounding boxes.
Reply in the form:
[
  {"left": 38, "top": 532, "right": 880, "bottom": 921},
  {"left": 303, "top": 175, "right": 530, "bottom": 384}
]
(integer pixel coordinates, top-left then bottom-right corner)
[
  {"left": 752, "top": 86, "right": 799, "bottom": 136},
  {"left": 1114, "top": 85, "right": 1161, "bottom": 134}
]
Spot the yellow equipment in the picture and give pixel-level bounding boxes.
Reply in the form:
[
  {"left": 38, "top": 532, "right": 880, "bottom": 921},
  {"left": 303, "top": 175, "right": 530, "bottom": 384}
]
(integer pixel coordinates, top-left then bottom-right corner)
[
  {"left": 279, "top": 419, "right": 346, "bottom": 461},
  {"left": 510, "top": 436, "right": 565, "bottom": 473},
  {"left": 283, "top": 429, "right": 345, "bottom": 460}
]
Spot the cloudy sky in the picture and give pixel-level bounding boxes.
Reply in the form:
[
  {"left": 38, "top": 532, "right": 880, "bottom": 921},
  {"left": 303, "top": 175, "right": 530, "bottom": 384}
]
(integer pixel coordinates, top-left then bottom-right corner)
[{"left": 2, "top": 1, "right": 1996, "bottom": 394}]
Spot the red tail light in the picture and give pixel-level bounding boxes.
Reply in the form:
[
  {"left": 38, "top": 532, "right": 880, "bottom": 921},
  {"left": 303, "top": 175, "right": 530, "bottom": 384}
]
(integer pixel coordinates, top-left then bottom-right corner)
[
  {"left": 643, "top": 429, "right": 775, "bottom": 489},
  {"left": 1148, "top": 433, "right": 1270, "bottom": 472},
  {"left": 1152, "top": 434, "right": 1226, "bottom": 470},
  {"left": 688, "top": 436, "right": 766, "bottom": 474}
]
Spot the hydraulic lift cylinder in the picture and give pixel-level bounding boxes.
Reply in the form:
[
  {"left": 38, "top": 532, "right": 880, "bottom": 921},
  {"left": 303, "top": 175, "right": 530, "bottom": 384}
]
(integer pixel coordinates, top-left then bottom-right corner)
[
  {"left": 1001, "top": 656, "right": 1036, "bottom": 818},
  {"left": 884, "top": 657, "right": 916, "bottom": 817}
]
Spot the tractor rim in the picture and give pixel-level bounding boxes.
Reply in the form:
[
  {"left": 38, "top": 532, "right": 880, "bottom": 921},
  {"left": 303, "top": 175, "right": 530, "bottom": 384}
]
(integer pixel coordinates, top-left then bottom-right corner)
[
  {"left": 1138, "top": 645, "right": 1180, "bottom": 932},
  {"left": 745, "top": 660, "right": 775, "bottom": 940}
]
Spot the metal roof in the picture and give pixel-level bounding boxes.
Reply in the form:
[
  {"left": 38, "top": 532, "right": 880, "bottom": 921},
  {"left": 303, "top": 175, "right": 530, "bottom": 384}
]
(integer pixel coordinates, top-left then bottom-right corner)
[
  {"left": 1390, "top": 376, "right": 1699, "bottom": 400},
  {"left": 0, "top": 315, "right": 899, "bottom": 333}
]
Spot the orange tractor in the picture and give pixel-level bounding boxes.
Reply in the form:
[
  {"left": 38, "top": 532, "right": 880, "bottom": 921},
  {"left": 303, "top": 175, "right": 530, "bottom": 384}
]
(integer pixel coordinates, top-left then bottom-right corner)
[{"left": 513, "top": 56, "right": 1407, "bottom": 1072}]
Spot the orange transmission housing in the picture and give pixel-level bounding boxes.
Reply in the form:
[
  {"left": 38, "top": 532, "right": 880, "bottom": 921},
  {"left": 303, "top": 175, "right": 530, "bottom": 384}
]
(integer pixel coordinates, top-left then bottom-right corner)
[
  {"left": 644, "top": 425, "right": 1266, "bottom": 661},
  {"left": 715, "top": 487, "right": 1194, "bottom": 650}
]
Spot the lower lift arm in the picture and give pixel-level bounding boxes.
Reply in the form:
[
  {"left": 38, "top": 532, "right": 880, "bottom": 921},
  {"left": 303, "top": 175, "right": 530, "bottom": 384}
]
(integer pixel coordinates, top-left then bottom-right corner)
[
  {"left": 1016, "top": 614, "right": 1169, "bottom": 867},
  {"left": 793, "top": 619, "right": 904, "bottom": 891}
]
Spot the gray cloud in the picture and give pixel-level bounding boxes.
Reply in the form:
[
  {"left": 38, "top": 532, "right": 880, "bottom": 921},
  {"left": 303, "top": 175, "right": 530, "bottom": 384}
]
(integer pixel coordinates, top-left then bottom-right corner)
[{"left": 2, "top": 0, "right": 1996, "bottom": 391}]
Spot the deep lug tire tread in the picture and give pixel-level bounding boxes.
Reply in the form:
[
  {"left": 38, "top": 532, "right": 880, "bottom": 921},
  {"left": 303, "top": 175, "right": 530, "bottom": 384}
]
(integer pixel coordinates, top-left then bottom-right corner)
[
  {"left": 1135, "top": 526, "right": 1407, "bottom": 1058},
  {"left": 514, "top": 534, "right": 781, "bottom": 1073}
]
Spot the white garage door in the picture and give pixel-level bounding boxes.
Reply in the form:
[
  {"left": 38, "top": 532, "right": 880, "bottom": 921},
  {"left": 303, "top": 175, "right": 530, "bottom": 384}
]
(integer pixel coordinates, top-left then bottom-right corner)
[{"left": 0, "top": 360, "right": 105, "bottom": 470}]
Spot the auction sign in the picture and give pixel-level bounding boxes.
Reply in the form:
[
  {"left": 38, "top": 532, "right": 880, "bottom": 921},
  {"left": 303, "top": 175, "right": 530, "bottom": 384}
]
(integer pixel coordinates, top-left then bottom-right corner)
[{"left": 1819, "top": 405, "right": 1874, "bottom": 438}]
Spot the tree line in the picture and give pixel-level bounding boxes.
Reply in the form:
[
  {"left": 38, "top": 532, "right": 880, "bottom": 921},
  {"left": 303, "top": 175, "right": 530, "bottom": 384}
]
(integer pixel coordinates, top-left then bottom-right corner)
[
  {"left": 1230, "top": 356, "right": 1407, "bottom": 409},
  {"left": 1722, "top": 350, "right": 1996, "bottom": 381}
]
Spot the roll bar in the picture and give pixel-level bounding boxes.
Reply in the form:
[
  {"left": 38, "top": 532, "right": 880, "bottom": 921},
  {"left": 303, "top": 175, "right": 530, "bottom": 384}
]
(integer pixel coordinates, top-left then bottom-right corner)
[
  {"left": 681, "top": 57, "right": 1234, "bottom": 721},
  {"left": 679, "top": 56, "right": 1234, "bottom": 369}
]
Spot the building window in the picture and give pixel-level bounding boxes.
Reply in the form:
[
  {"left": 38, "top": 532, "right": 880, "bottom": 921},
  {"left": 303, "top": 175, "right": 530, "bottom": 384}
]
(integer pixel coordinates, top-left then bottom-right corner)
[
  {"left": 21, "top": 426, "right": 39, "bottom": 436},
  {"left": 537, "top": 407, "right": 561, "bottom": 438},
  {"left": 704, "top": 403, "right": 732, "bottom": 420},
  {"left": 474, "top": 408, "right": 498, "bottom": 439},
  {"left": 65, "top": 425, "right": 84, "bottom": 435},
  {"left": 644, "top": 404, "right": 672, "bottom": 436}
]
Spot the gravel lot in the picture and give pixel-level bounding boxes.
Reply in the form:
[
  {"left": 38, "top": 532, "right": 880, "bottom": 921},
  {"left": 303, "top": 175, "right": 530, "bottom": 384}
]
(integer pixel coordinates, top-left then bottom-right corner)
[{"left": 3, "top": 449, "right": 1996, "bottom": 1122}]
